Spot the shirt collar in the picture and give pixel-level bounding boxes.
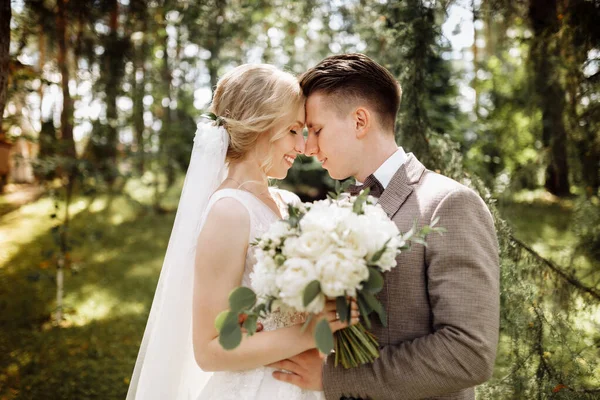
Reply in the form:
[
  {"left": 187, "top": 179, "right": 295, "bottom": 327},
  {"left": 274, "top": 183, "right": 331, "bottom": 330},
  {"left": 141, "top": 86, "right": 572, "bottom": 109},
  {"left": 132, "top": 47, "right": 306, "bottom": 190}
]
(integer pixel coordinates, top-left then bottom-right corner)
[{"left": 356, "top": 147, "right": 407, "bottom": 189}]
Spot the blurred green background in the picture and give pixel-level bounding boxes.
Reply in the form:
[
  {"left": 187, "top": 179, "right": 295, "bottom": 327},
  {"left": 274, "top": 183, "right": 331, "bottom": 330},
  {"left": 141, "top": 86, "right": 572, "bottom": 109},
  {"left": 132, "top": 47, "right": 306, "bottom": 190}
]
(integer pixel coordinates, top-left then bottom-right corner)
[{"left": 0, "top": 0, "right": 599, "bottom": 399}]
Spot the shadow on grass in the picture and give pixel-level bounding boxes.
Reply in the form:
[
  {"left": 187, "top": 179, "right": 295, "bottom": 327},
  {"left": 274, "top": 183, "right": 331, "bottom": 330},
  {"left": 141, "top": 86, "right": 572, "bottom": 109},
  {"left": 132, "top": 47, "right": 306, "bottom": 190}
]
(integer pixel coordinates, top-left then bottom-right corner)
[
  {"left": 0, "top": 314, "right": 149, "bottom": 399},
  {"left": 0, "top": 194, "right": 176, "bottom": 399}
]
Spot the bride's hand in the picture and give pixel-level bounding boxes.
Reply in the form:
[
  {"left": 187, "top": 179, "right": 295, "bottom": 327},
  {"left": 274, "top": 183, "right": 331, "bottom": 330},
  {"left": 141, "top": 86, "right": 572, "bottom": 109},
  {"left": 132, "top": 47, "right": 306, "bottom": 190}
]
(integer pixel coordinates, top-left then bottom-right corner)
[{"left": 313, "top": 298, "right": 360, "bottom": 334}]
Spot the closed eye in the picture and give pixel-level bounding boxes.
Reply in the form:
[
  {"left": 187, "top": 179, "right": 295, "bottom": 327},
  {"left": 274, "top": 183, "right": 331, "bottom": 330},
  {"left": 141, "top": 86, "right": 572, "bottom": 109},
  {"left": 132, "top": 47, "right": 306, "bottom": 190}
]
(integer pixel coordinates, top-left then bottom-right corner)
[{"left": 290, "top": 130, "right": 297, "bottom": 135}]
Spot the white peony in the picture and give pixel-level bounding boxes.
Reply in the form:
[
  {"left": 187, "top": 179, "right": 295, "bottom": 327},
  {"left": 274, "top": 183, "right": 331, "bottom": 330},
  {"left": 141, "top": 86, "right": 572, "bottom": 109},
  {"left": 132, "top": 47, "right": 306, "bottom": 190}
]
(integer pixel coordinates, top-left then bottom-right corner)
[
  {"left": 250, "top": 249, "right": 278, "bottom": 297},
  {"left": 315, "top": 251, "right": 369, "bottom": 298},
  {"left": 259, "top": 220, "right": 292, "bottom": 247},
  {"left": 282, "top": 230, "right": 334, "bottom": 260},
  {"left": 275, "top": 258, "right": 325, "bottom": 313},
  {"left": 300, "top": 201, "right": 353, "bottom": 233}
]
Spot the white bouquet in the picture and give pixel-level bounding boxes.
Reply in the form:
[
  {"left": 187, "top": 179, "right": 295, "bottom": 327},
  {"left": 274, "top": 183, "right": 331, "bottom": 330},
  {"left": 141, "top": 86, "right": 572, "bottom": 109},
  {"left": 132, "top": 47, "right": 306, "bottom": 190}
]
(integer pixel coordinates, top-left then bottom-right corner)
[{"left": 215, "top": 188, "right": 444, "bottom": 368}]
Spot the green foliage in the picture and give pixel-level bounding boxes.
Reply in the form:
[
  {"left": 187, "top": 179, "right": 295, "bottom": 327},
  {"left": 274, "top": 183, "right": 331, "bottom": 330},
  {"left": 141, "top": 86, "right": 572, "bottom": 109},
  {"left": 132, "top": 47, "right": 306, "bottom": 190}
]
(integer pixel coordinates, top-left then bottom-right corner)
[
  {"left": 314, "top": 318, "right": 334, "bottom": 354},
  {"left": 572, "top": 195, "right": 600, "bottom": 262},
  {"left": 303, "top": 280, "right": 321, "bottom": 308},
  {"left": 228, "top": 287, "right": 257, "bottom": 313}
]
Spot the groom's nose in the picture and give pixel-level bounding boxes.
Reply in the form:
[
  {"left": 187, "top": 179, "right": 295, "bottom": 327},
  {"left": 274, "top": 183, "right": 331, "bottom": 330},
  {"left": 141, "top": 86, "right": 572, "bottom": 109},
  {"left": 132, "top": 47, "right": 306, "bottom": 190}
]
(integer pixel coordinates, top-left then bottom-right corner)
[{"left": 305, "top": 133, "right": 319, "bottom": 157}]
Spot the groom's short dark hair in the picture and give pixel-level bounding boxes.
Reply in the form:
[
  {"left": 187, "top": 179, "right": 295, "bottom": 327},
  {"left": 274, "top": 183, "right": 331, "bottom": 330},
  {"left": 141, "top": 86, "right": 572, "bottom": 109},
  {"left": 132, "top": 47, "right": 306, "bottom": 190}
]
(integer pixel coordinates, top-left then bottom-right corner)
[{"left": 299, "top": 53, "right": 401, "bottom": 133}]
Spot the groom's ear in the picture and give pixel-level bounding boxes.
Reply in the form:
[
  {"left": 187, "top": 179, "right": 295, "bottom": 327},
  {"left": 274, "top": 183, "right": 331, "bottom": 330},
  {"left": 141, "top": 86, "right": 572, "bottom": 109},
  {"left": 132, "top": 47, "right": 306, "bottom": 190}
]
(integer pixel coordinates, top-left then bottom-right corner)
[{"left": 354, "top": 107, "right": 370, "bottom": 139}]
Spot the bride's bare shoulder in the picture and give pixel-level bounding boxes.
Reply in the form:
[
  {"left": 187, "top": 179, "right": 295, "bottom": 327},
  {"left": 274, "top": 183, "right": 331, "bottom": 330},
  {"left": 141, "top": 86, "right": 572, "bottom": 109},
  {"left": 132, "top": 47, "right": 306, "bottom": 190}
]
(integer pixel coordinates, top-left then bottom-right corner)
[{"left": 200, "top": 196, "right": 250, "bottom": 240}]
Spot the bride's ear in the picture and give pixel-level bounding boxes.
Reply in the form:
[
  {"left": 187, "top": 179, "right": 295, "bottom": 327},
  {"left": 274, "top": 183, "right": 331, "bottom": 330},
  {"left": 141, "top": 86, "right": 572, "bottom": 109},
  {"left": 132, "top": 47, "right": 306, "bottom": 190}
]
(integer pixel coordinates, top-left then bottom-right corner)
[{"left": 354, "top": 107, "right": 370, "bottom": 139}]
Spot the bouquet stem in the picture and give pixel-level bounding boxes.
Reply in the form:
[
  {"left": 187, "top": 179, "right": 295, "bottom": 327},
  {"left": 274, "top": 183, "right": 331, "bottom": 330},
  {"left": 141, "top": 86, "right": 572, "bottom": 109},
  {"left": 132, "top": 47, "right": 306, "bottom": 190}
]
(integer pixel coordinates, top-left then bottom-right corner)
[{"left": 333, "top": 322, "right": 379, "bottom": 368}]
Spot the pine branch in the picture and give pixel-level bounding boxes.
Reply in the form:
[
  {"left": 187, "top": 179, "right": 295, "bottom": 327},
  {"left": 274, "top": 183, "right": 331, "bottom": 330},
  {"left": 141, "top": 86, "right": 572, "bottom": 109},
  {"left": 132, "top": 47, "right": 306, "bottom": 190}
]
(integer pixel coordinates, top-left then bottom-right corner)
[{"left": 511, "top": 235, "right": 600, "bottom": 301}]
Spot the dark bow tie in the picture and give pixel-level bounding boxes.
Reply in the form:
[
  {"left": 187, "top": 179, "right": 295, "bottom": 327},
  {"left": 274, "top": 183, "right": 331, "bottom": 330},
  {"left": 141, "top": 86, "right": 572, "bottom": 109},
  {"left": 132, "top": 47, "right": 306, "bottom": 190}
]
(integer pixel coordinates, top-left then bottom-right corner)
[{"left": 347, "top": 174, "right": 384, "bottom": 198}]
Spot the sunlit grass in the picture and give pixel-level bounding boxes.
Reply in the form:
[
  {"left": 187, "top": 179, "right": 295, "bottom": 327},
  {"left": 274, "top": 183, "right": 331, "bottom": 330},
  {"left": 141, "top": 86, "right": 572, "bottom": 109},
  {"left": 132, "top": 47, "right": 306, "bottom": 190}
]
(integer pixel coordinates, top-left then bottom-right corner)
[{"left": 0, "top": 182, "right": 177, "bottom": 399}]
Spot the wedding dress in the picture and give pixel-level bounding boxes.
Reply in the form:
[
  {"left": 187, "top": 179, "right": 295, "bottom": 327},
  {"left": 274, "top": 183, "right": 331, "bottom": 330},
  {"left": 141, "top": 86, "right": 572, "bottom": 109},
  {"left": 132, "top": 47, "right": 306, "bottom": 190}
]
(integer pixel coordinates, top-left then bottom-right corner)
[
  {"left": 127, "top": 121, "right": 323, "bottom": 400},
  {"left": 195, "top": 188, "right": 325, "bottom": 400}
]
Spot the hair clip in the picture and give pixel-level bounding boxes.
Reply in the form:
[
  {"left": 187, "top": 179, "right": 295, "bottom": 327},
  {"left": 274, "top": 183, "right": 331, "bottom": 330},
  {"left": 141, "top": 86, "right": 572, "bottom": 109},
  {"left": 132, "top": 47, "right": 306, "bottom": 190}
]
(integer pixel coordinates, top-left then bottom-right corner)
[{"left": 201, "top": 112, "right": 225, "bottom": 127}]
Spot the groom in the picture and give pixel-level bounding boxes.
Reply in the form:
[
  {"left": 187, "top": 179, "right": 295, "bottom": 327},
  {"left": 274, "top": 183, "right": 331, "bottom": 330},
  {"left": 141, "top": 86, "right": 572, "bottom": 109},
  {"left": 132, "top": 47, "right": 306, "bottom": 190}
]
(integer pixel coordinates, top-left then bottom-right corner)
[{"left": 269, "top": 53, "right": 500, "bottom": 399}]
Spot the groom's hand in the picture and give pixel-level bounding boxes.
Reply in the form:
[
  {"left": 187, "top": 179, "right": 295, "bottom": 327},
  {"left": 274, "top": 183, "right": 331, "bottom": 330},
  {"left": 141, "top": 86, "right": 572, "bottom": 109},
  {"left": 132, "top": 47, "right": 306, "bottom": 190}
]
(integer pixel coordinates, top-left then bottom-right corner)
[{"left": 268, "top": 349, "right": 325, "bottom": 391}]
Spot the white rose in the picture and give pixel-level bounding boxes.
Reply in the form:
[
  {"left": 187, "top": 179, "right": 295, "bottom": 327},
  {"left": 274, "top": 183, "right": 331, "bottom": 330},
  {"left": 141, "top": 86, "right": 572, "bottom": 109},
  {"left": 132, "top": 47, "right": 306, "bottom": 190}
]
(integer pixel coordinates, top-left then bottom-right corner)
[{"left": 315, "top": 252, "right": 369, "bottom": 298}]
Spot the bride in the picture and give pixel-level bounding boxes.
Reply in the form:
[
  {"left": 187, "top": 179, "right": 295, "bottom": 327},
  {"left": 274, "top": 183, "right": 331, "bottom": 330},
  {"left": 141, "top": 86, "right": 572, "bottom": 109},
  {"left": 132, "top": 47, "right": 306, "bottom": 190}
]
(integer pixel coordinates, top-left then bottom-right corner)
[{"left": 126, "top": 64, "right": 358, "bottom": 400}]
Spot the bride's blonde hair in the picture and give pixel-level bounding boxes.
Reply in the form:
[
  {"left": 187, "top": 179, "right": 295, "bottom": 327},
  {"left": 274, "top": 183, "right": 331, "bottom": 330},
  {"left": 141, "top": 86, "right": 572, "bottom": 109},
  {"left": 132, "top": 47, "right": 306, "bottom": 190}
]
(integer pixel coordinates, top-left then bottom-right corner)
[{"left": 210, "top": 64, "right": 304, "bottom": 173}]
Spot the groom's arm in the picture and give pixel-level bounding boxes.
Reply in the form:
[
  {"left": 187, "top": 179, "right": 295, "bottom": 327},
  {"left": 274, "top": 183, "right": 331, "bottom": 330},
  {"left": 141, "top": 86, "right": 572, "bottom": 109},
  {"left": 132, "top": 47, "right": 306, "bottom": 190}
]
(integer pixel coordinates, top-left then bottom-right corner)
[{"left": 323, "top": 187, "right": 500, "bottom": 400}]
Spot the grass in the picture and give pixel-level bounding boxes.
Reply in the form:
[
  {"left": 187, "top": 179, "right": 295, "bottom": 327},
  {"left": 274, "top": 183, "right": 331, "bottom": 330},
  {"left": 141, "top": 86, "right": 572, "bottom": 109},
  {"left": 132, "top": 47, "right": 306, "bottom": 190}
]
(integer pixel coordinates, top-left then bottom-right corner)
[{"left": 0, "top": 183, "right": 178, "bottom": 399}]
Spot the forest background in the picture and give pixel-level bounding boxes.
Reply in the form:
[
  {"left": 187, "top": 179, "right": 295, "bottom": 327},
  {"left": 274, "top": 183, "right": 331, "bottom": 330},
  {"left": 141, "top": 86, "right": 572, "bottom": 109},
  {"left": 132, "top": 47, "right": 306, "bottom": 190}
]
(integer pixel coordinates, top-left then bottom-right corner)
[{"left": 0, "top": 0, "right": 599, "bottom": 399}]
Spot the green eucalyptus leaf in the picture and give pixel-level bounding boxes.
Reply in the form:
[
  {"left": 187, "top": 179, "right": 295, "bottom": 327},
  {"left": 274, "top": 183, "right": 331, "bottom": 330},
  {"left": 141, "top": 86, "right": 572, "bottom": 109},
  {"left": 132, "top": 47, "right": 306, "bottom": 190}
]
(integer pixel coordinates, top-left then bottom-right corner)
[
  {"left": 219, "top": 321, "right": 242, "bottom": 350},
  {"left": 229, "top": 287, "right": 257, "bottom": 313},
  {"left": 365, "top": 267, "right": 384, "bottom": 294},
  {"left": 303, "top": 280, "right": 321, "bottom": 307},
  {"left": 361, "top": 291, "right": 387, "bottom": 327},
  {"left": 314, "top": 319, "right": 334, "bottom": 354},
  {"left": 336, "top": 296, "right": 349, "bottom": 323},
  {"left": 243, "top": 314, "right": 258, "bottom": 336},
  {"left": 370, "top": 238, "right": 392, "bottom": 263},
  {"left": 214, "top": 309, "right": 230, "bottom": 332},
  {"left": 356, "top": 295, "right": 372, "bottom": 329}
]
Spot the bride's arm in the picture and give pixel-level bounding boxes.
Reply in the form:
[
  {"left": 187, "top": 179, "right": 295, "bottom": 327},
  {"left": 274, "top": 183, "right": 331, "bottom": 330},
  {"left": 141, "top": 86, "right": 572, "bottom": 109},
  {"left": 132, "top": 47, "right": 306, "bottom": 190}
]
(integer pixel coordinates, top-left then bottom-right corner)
[{"left": 192, "top": 198, "right": 342, "bottom": 372}]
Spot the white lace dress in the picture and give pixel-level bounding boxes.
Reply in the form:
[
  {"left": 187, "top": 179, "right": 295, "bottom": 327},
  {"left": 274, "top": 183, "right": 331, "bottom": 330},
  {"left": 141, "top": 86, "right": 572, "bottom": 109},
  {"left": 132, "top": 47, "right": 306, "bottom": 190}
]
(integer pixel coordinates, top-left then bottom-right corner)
[{"left": 196, "top": 188, "right": 325, "bottom": 400}]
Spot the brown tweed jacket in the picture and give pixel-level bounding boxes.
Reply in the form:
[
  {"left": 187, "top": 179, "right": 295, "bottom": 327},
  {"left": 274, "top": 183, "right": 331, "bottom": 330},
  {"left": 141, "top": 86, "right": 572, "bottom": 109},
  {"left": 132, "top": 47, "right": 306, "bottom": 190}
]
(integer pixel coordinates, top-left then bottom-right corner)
[{"left": 323, "top": 154, "right": 500, "bottom": 400}]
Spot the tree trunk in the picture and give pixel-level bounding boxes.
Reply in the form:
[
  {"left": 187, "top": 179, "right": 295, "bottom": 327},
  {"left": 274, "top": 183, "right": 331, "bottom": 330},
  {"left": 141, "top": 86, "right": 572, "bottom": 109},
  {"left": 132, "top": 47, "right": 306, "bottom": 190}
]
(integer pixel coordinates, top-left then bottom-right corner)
[
  {"left": 529, "top": 0, "right": 570, "bottom": 196},
  {"left": 56, "top": 0, "right": 76, "bottom": 159},
  {"left": 159, "top": 4, "right": 175, "bottom": 186},
  {"left": 207, "top": 0, "right": 225, "bottom": 92},
  {"left": 0, "top": 0, "right": 11, "bottom": 134},
  {"left": 472, "top": 0, "right": 480, "bottom": 117},
  {"left": 105, "top": 0, "right": 119, "bottom": 182},
  {"left": 132, "top": 21, "right": 147, "bottom": 174}
]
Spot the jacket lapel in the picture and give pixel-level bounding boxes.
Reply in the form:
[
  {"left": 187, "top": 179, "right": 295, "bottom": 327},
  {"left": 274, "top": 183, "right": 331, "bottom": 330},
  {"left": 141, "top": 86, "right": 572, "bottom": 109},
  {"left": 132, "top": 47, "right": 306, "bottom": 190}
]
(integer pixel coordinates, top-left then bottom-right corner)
[{"left": 378, "top": 153, "right": 426, "bottom": 219}]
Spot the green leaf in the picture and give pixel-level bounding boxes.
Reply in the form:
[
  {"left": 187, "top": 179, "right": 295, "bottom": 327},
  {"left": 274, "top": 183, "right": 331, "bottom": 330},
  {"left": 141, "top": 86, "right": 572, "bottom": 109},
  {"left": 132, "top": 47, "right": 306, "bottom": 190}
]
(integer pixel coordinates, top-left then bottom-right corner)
[
  {"left": 335, "top": 180, "right": 341, "bottom": 193},
  {"left": 243, "top": 314, "right": 258, "bottom": 336},
  {"left": 303, "top": 280, "right": 321, "bottom": 307},
  {"left": 352, "top": 188, "right": 370, "bottom": 214},
  {"left": 340, "top": 179, "right": 354, "bottom": 193},
  {"left": 364, "top": 267, "right": 384, "bottom": 294},
  {"left": 336, "top": 296, "right": 349, "bottom": 323},
  {"left": 219, "top": 324, "right": 242, "bottom": 350},
  {"left": 361, "top": 291, "right": 387, "bottom": 327},
  {"left": 314, "top": 319, "right": 334, "bottom": 354},
  {"left": 370, "top": 238, "right": 392, "bottom": 263},
  {"left": 214, "top": 309, "right": 230, "bottom": 332},
  {"left": 356, "top": 296, "right": 372, "bottom": 329},
  {"left": 218, "top": 311, "right": 242, "bottom": 350},
  {"left": 229, "top": 287, "right": 257, "bottom": 313}
]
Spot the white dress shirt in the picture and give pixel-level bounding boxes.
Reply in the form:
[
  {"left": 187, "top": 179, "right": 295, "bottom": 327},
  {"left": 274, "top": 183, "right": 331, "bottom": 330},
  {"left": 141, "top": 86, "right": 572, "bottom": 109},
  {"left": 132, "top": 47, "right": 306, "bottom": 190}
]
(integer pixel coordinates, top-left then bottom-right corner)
[{"left": 356, "top": 147, "right": 408, "bottom": 189}]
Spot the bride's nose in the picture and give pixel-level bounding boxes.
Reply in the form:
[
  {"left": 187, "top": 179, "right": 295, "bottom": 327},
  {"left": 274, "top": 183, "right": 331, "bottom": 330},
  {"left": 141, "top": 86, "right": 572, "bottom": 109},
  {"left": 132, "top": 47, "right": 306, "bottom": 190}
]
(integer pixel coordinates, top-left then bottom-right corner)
[{"left": 294, "top": 133, "right": 306, "bottom": 154}]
